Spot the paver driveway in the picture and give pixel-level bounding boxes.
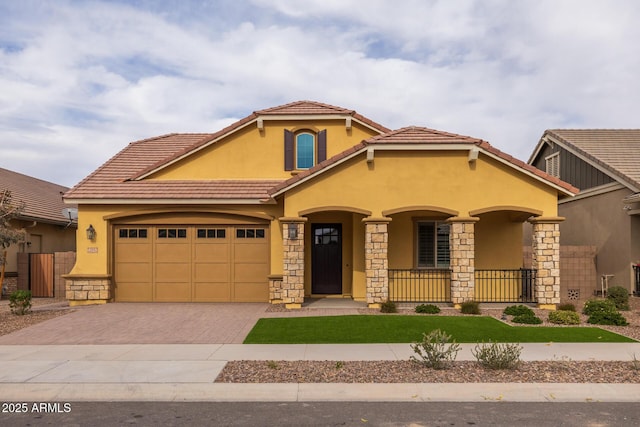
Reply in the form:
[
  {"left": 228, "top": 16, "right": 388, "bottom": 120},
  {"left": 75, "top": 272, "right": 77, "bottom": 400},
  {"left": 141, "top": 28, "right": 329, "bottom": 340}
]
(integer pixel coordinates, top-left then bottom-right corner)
[{"left": 0, "top": 303, "right": 271, "bottom": 345}]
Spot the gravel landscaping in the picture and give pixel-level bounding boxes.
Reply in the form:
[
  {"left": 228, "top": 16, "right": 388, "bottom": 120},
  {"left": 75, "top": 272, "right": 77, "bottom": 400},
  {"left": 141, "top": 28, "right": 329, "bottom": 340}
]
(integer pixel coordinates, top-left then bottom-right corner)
[
  {"left": 0, "top": 298, "right": 71, "bottom": 337},
  {"left": 216, "top": 360, "right": 640, "bottom": 384}
]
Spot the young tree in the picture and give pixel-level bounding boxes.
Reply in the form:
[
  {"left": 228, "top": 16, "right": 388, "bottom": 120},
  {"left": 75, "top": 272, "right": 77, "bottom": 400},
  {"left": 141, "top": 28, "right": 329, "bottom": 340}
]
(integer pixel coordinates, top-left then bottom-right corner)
[{"left": 0, "top": 189, "right": 26, "bottom": 266}]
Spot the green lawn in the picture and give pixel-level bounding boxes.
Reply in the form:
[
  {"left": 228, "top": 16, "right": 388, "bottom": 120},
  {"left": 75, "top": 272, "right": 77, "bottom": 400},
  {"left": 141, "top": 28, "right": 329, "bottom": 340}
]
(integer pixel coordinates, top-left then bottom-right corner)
[{"left": 243, "top": 315, "right": 635, "bottom": 344}]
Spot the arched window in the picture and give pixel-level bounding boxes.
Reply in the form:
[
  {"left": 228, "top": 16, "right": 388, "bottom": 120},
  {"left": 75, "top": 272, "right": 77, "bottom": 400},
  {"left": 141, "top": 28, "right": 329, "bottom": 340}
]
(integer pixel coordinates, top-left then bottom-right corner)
[
  {"left": 296, "top": 132, "right": 315, "bottom": 169},
  {"left": 284, "top": 129, "right": 327, "bottom": 171}
]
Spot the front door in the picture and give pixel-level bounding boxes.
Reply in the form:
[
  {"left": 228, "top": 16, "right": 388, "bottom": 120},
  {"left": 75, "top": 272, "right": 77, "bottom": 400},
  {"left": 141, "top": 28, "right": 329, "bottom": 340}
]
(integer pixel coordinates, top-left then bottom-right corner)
[{"left": 311, "top": 224, "right": 342, "bottom": 294}]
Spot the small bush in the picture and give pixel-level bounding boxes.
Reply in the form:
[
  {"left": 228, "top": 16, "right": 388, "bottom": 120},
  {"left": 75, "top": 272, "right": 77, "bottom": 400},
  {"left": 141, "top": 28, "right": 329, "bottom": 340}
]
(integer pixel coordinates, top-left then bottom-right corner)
[
  {"left": 587, "top": 311, "right": 628, "bottom": 326},
  {"left": 380, "top": 301, "right": 397, "bottom": 313},
  {"left": 472, "top": 341, "right": 523, "bottom": 370},
  {"left": 607, "top": 286, "right": 630, "bottom": 311},
  {"left": 410, "top": 329, "right": 461, "bottom": 370},
  {"left": 548, "top": 310, "right": 580, "bottom": 325},
  {"left": 557, "top": 303, "right": 576, "bottom": 312},
  {"left": 415, "top": 304, "right": 441, "bottom": 314},
  {"left": 503, "top": 304, "right": 534, "bottom": 317},
  {"left": 266, "top": 360, "right": 280, "bottom": 370},
  {"left": 460, "top": 301, "right": 480, "bottom": 315},
  {"left": 583, "top": 299, "right": 617, "bottom": 316},
  {"left": 511, "top": 313, "right": 543, "bottom": 324},
  {"left": 9, "top": 290, "right": 32, "bottom": 315}
]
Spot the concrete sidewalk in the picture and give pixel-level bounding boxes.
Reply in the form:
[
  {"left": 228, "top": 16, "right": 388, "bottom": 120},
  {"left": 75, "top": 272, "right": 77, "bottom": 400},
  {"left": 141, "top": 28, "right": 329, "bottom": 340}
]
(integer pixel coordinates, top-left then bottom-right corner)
[{"left": 1, "top": 343, "right": 640, "bottom": 402}]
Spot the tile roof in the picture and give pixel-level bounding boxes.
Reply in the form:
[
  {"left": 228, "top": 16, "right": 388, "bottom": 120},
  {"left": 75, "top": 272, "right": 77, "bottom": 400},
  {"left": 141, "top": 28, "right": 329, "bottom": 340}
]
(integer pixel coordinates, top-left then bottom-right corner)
[
  {"left": 269, "top": 127, "right": 578, "bottom": 196},
  {"left": 542, "top": 129, "right": 640, "bottom": 190},
  {"left": 64, "top": 133, "right": 282, "bottom": 201},
  {"left": 65, "top": 102, "right": 388, "bottom": 201},
  {"left": 65, "top": 103, "right": 577, "bottom": 203},
  {"left": 0, "top": 167, "right": 75, "bottom": 226}
]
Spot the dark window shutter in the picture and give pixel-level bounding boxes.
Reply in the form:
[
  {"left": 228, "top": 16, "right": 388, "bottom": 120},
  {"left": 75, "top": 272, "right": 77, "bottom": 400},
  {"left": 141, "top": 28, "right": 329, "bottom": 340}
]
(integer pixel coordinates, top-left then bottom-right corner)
[
  {"left": 284, "top": 129, "right": 294, "bottom": 171},
  {"left": 317, "top": 129, "right": 327, "bottom": 163}
]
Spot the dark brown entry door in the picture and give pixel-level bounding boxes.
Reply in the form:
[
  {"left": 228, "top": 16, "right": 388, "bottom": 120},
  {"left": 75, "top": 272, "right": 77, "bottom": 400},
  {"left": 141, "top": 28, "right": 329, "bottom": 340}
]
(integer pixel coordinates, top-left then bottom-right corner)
[{"left": 312, "top": 224, "right": 342, "bottom": 294}]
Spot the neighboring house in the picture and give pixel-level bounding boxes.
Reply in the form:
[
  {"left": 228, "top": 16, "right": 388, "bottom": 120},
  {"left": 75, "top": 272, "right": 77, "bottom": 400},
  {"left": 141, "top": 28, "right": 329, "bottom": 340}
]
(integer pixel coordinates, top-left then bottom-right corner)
[
  {"left": 0, "top": 167, "right": 77, "bottom": 296},
  {"left": 63, "top": 101, "right": 577, "bottom": 309},
  {"left": 529, "top": 130, "right": 640, "bottom": 295}
]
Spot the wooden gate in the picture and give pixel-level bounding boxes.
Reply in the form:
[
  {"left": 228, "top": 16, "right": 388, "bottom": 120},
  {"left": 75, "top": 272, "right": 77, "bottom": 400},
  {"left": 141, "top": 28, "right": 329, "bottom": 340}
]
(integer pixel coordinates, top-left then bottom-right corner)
[{"left": 30, "top": 253, "right": 54, "bottom": 297}]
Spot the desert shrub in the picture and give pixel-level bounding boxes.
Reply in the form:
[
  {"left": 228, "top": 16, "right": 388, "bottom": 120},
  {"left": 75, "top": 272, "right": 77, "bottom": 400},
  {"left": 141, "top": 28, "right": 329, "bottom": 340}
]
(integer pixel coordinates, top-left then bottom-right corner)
[
  {"left": 472, "top": 341, "right": 522, "bottom": 370},
  {"left": 557, "top": 303, "right": 576, "bottom": 312},
  {"left": 503, "top": 304, "right": 534, "bottom": 317},
  {"left": 460, "top": 301, "right": 480, "bottom": 315},
  {"left": 548, "top": 310, "right": 580, "bottom": 325},
  {"left": 410, "top": 329, "right": 461, "bottom": 370},
  {"left": 415, "top": 304, "right": 441, "bottom": 314},
  {"left": 583, "top": 299, "right": 617, "bottom": 316},
  {"left": 511, "top": 313, "right": 543, "bottom": 324},
  {"left": 587, "top": 311, "right": 628, "bottom": 326},
  {"left": 9, "top": 290, "right": 32, "bottom": 315},
  {"left": 380, "top": 301, "right": 397, "bottom": 313},
  {"left": 607, "top": 286, "right": 630, "bottom": 310}
]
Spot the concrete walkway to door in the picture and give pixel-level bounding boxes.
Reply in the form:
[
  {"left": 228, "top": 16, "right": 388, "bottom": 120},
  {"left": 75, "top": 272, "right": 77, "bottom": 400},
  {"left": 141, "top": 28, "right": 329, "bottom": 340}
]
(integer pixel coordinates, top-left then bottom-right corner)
[{"left": 0, "top": 299, "right": 368, "bottom": 345}]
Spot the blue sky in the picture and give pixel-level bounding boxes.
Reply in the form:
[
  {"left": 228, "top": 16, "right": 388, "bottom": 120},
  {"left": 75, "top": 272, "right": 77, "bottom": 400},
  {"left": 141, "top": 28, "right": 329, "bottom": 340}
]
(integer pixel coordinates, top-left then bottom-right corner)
[{"left": 1, "top": 0, "right": 639, "bottom": 187}]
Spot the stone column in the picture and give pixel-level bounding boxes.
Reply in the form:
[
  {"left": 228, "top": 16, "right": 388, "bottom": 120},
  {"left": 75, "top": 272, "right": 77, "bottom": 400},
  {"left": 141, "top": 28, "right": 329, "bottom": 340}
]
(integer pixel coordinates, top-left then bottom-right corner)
[
  {"left": 530, "top": 217, "right": 564, "bottom": 310},
  {"left": 447, "top": 217, "right": 478, "bottom": 308},
  {"left": 280, "top": 217, "right": 307, "bottom": 309},
  {"left": 363, "top": 217, "right": 391, "bottom": 308}
]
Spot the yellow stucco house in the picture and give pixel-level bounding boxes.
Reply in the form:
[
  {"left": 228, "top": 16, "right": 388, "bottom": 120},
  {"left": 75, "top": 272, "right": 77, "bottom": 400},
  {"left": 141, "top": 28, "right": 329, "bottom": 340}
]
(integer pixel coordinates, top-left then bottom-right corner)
[{"left": 63, "top": 101, "right": 577, "bottom": 309}]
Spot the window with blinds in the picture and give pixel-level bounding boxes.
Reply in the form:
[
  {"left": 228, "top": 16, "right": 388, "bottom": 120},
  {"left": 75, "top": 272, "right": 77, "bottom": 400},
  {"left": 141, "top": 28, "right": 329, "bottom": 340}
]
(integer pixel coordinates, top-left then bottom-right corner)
[{"left": 417, "top": 222, "right": 450, "bottom": 268}]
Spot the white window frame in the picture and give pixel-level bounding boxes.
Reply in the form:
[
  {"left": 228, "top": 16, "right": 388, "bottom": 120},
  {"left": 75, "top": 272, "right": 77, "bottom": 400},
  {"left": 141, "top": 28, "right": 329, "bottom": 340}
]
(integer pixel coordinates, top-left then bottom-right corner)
[{"left": 545, "top": 152, "right": 560, "bottom": 177}]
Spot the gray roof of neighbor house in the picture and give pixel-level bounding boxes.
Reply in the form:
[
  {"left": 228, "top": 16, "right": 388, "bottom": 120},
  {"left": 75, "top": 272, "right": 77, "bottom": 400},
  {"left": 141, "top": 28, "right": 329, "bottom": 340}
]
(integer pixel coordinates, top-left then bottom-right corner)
[
  {"left": 0, "top": 167, "right": 76, "bottom": 226},
  {"left": 532, "top": 129, "right": 640, "bottom": 190}
]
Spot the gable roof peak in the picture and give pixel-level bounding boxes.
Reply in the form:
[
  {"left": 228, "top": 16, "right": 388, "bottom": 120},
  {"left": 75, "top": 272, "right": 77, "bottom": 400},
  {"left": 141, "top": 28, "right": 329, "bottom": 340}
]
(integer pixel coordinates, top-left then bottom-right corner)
[
  {"left": 255, "top": 100, "right": 355, "bottom": 116},
  {"left": 366, "top": 126, "right": 485, "bottom": 145}
]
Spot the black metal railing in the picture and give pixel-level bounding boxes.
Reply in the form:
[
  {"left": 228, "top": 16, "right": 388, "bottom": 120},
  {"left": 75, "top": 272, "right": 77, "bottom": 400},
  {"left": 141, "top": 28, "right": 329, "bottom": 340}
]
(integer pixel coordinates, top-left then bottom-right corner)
[
  {"left": 634, "top": 265, "right": 640, "bottom": 296},
  {"left": 388, "top": 269, "right": 451, "bottom": 303},
  {"left": 474, "top": 269, "right": 536, "bottom": 303}
]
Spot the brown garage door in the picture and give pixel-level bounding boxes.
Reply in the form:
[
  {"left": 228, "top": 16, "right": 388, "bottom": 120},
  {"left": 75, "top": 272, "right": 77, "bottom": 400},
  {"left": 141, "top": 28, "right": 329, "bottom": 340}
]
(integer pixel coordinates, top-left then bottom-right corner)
[{"left": 114, "top": 225, "right": 269, "bottom": 302}]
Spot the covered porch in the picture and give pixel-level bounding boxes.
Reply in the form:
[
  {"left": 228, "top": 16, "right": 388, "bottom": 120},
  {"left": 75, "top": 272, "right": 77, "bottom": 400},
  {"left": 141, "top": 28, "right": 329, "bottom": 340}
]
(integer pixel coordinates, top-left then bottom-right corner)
[{"left": 272, "top": 206, "right": 562, "bottom": 309}]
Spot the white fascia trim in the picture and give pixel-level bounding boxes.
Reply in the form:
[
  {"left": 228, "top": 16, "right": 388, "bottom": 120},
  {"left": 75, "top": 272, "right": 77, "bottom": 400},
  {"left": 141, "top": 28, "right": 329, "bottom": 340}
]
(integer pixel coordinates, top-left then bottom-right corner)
[
  {"left": 558, "top": 182, "right": 625, "bottom": 204},
  {"left": 64, "top": 198, "right": 276, "bottom": 205},
  {"left": 544, "top": 135, "right": 639, "bottom": 193},
  {"left": 257, "top": 114, "right": 385, "bottom": 134},
  {"left": 135, "top": 119, "right": 258, "bottom": 180}
]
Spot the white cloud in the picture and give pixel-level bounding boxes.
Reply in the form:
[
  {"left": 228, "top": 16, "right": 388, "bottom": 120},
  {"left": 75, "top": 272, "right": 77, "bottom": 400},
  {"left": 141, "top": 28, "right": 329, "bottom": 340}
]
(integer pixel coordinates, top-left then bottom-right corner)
[{"left": 0, "top": 0, "right": 639, "bottom": 187}]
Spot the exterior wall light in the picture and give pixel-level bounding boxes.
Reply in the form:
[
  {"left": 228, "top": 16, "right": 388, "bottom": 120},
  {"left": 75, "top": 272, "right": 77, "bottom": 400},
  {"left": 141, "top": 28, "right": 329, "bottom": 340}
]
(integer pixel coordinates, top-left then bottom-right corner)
[
  {"left": 288, "top": 226, "right": 298, "bottom": 239},
  {"left": 86, "top": 224, "right": 96, "bottom": 241}
]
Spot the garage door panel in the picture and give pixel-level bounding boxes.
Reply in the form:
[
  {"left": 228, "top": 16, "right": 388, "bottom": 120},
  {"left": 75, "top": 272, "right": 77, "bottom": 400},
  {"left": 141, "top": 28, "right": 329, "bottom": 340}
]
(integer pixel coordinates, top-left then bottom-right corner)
[
  {"left": 194, "top": 263, "right": 229, "bottom": 282},
  {"left": 194, "top": 283, "right": 232, "bottom": 301},
  {"left": 155, "top": 263, "right": 190, "bottom": 281},
  {"left": 116, "top": 243, "right": 152, "bottom": 260},
  {"left": 155, "top": 243, "right": 190, "bottom": 262},
  {"left": 234, "top": 263, "right": 269, "bottom": 282},
  {"left": 234, "top": 243, "right": 267, "bottom": 262},
  {"left": 155, "top": 282, "right": 191, "bottom": 302},
  {"left": 116, "top": 262, "right": 152, "bottom": 282},
  {"left": 116, "top": 282, "right": 153, "bottom": 302},
  {"left": 194, "top": 244, "right": 229, "bottom": 262}
]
